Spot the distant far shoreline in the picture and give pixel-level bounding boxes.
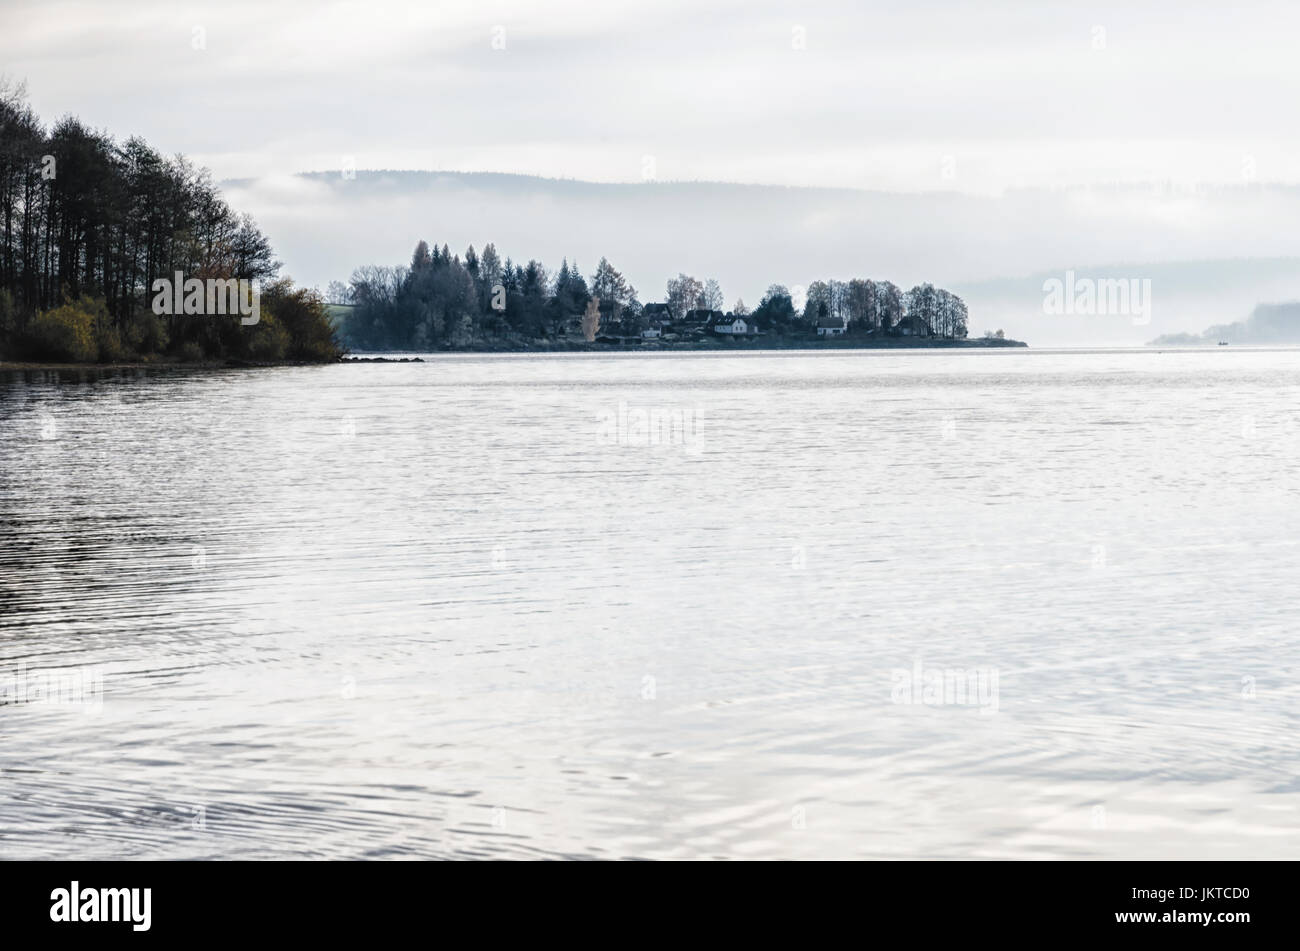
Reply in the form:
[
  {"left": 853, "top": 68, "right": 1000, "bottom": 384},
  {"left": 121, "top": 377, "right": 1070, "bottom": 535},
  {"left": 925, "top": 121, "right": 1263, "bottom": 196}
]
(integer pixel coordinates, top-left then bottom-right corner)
[{"left": 1147, "top": 302, "right": 1300, "bottom": 347}]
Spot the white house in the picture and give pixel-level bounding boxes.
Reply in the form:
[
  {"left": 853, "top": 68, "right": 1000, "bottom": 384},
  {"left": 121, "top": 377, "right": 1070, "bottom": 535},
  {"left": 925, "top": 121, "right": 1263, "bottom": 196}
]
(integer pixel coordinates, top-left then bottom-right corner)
[
  {"left": 711, "top": 315, "right": 749, "bottom": 335},
  {"left": 816, "top": 317, "right": 847, "bottom": 336}
]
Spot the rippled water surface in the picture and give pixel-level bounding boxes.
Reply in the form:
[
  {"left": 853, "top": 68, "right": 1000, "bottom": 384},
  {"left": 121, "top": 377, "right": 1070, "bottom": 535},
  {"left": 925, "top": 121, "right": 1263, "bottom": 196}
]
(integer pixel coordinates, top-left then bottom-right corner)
[{"left": 2, "top": 348, "right": 1299, "bottom": 859}]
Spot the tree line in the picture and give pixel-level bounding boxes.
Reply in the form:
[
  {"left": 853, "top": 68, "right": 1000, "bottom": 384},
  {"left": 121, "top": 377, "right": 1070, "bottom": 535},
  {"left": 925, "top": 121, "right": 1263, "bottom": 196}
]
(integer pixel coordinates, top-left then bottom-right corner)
[
  {"left": 795, "top": 279, "right": 968, "bottom": 337},
  {"left": 336, "top": 242, "right": 641, "bottom": 348},
  {"left": 337, "top": 243, "right": 970, "bottom": 349},
  {"left": 0, "top": 79, "right": 340, "bottom": 363}
]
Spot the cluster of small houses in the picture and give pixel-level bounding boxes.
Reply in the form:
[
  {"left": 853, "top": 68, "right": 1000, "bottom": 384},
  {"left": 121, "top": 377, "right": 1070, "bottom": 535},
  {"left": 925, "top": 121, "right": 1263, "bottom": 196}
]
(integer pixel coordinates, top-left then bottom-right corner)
[{"left": 594, "top": 303, "right": 934, "bottom": 343}]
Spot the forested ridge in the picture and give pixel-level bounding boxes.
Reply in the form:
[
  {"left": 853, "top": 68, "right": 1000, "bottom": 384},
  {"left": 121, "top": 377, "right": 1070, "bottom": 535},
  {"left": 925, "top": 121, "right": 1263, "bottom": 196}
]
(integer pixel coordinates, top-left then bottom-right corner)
[{"left": 0, "top": 80, "right": 340, "bottom": 363}]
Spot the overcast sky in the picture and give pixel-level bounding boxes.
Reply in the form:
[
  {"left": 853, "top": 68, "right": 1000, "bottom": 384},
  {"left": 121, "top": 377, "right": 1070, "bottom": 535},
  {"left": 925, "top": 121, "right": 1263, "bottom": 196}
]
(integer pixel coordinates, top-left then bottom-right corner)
[{"left": 5, "top": 0, "right": 1300, "bottom": 193}]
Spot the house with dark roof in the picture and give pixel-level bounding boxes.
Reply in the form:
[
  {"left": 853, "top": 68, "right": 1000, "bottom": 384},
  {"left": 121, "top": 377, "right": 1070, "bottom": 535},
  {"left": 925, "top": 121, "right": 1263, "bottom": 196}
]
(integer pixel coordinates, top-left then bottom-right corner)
[
  {"left": 893, "top": 314, "right": 932, "bottom": 337},
  {"left": 681, "top": 308, "right": 723, "bottom": 326},
  {"left": 597, "top": 299, "right": 623, "bottom": 332},
  {"left": 816, "top": 316, "right": 847, "bottom": 336}
]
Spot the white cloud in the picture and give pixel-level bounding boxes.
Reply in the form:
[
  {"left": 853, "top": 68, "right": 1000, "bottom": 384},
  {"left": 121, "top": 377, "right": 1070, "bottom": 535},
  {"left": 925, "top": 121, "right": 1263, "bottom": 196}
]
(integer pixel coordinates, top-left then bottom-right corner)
[{"left": 4, "top": 0, "right": 1300, "bottom": 192}]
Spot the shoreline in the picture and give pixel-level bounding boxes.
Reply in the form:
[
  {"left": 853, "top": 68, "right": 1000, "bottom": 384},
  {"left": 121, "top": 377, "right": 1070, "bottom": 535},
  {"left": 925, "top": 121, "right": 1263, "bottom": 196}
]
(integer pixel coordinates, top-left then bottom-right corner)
[
  {"left": 0, "top": 358, "right": 344, "bottom": 372},
  {"left": 1, "top": 337, "right": 1026, "bottom": 372}
]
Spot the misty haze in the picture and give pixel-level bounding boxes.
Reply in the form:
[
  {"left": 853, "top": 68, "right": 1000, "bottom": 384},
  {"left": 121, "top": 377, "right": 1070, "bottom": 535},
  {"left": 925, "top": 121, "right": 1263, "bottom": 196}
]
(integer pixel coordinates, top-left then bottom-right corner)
[{"left": 1, "top": 0, "right": 1297, "bottom": 913}]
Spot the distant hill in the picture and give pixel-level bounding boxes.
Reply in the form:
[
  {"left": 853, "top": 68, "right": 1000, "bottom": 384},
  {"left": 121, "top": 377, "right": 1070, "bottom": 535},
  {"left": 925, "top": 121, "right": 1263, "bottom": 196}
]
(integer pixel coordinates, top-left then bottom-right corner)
[
  {"left": 1149, "top": 302, "right": 1300, "bottom": 346},
  {"left": 955, "top": 259, "right": 1300, "bottom": 348}
]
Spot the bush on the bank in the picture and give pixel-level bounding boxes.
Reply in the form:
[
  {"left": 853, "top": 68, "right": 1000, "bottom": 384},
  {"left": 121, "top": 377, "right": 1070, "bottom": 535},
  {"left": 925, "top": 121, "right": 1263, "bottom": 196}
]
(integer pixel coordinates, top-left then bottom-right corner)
[
  {"left": 28, "top": 296, "right": 104, "bottom": 362},
  {"left": 260, "top": 279, "right": 345, "bottom": 362},
  {"left": 248, "top": 310, "right": 290, "bottom": 361},
  {"left": 126, "top": 310, "right": 169, "bottom": 356},
  {"left": 13, "top": 282, "right": 342, "bottom": 365}
]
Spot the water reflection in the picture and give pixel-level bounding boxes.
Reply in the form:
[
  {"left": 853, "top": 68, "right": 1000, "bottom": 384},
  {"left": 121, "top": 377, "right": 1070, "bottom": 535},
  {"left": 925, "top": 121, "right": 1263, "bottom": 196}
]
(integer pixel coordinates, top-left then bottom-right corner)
[{"left": 2, "top": 350, "right": 1299, "bottom": 858}]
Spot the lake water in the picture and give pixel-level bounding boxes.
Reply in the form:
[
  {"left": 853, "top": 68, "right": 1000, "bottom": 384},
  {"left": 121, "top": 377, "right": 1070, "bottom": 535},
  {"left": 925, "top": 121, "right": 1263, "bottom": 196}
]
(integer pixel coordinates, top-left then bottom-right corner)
[{"left": 2, "top": 348, "right": 1299, "bottom": 859}]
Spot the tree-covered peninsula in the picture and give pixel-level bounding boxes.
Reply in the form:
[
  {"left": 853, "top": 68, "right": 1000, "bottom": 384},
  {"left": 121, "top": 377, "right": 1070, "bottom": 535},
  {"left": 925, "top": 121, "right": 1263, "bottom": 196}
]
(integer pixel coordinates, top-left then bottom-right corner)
[{"left": 330, "top": 240, "right": 1021, "bottom": 352}]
